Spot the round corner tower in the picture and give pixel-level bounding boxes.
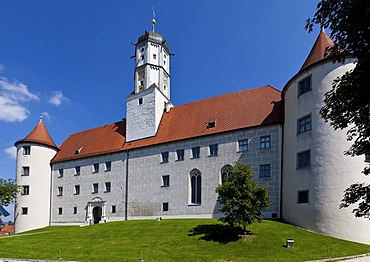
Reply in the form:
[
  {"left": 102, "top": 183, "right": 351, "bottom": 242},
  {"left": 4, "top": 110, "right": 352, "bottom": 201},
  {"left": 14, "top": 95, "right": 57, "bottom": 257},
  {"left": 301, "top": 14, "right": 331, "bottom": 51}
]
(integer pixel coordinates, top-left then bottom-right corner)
[
  {"left": 282, "top": 30, "right": 370, "bottom": 244},
  {"left": 14, "top": 117, "right": 59, "bottom": 233}
]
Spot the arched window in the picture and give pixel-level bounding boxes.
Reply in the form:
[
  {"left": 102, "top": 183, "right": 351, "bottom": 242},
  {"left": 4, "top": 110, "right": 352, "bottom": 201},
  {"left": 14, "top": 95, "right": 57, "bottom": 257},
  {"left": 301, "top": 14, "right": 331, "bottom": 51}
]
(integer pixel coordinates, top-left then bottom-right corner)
[
  {"left": 190, "top": 170, "right": 201, "bottom": 204},
  {"left": 221, "top": 165, "right": 233, "bottom": 184}
]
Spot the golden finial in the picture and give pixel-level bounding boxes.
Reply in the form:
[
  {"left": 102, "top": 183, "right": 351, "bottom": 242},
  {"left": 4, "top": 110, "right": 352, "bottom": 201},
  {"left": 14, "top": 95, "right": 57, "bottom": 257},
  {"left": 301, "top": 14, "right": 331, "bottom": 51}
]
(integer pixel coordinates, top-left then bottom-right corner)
[{"left": 152, "top": 7, "right": 156, "bottom": 32}]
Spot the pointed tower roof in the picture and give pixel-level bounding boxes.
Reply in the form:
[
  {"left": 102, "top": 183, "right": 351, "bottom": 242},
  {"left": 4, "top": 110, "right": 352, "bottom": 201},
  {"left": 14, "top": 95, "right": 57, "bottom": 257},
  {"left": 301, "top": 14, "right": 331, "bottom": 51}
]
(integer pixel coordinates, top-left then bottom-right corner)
[
  {"left": 15, "top": 117, "right": 59, "bottom": 150},
  {"left": 300, "top": 29, "right": 335, "bottom": 71}
]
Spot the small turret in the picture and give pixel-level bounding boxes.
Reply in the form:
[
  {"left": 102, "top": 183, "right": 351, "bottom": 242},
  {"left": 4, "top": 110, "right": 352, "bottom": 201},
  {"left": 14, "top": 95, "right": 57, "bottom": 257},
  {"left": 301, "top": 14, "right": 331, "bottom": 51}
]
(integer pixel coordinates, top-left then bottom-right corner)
[{"left": 14, "top": 117, "right": 59, "bottom": 233}]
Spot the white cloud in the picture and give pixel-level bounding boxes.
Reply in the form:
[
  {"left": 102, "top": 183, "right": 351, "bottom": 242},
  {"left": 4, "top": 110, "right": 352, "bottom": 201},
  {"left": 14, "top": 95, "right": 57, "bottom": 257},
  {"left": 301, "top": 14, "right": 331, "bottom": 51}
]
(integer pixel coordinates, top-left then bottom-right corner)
[
  {"left": 0, "top": 78, "right": 39, "bottom": 122},
  {"left": 49, "top": 90, "right": 69, "bottom": 106},
  {"left": 41, "top": 111, "right": 50, "bottom": 119},
  {"left": 4, "top": 146, "right": 16, "bottom": 159},
  {"left": 0, "top": 64, "right": 5, "bottom": 71}
]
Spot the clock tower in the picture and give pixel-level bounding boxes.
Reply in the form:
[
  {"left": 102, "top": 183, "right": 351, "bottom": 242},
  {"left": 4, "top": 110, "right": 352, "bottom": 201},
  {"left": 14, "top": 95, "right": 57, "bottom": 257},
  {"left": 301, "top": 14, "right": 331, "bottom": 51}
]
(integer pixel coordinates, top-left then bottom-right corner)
[{"left": 126, "top": 18, "right": 172, "bottom": 142}]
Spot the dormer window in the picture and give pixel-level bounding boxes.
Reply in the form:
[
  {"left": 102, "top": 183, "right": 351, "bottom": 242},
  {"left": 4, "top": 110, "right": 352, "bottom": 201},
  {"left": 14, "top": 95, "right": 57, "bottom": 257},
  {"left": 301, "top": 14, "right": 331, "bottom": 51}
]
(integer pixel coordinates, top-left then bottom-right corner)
[
  {"left": 75, "top": 147, "right": 83, "bottom": 155},
  {"left": 141, "top": 55, "right": 144, "bottom": 61},
  {"left": 207, "top": 121, "right": 216, "bottom": 128},
  {"left": 138, "top": 98, "right": 143, "bottom": 105},
  {"left": 140, "top": 47, "right": 144, "bottom": 52}
]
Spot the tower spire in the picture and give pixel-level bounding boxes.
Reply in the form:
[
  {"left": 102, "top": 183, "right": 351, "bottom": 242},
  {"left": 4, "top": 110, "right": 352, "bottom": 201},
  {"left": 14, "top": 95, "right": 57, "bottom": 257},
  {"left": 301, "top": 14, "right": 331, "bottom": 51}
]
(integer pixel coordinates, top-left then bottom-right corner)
[{"left": 151, "top": 7, "right": 156, "bottom": 32}]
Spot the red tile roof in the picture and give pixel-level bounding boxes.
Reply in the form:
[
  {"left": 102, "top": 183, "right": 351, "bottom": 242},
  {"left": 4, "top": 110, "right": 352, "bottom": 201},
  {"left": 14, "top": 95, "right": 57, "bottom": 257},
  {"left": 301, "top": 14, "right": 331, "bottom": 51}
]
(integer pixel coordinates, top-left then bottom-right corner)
[
  {"left": 0, "top": 224, "right": 14, "bottom": 235},
  {"left": 282, "top": 30, "right": 335, "bottom": 99},
  {"left": 125, "top": 85, "right": 283, "bottom": 150},
  {"left": 300, "top": 29, "right": 334, "bottom": 71},
  {"left": 52, "top": 120, "right": 126, "bottom": 163},
  {"left": 52, "top": 85, "right": 283, "bottom": 163},
  {"left": 15, "top": 118, "right": 58, "bottom": 150}
]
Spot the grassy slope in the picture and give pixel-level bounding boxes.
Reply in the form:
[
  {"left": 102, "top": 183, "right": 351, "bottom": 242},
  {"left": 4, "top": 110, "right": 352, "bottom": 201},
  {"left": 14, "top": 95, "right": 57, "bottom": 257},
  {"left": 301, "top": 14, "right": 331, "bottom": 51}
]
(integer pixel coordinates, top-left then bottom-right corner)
[{"left": 0, "top": 219, "right": 369, "bottom": 262}]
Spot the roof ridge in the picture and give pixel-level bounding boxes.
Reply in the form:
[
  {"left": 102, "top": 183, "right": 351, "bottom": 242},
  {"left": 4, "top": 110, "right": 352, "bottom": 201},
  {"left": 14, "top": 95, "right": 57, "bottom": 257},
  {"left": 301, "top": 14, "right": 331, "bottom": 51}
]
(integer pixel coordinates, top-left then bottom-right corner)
[
  {"left": 172, "top": 85, "right": 280, "bottom": 110},
  {"left": 68, "top": 120, "right": 126, "bottom": 136}
]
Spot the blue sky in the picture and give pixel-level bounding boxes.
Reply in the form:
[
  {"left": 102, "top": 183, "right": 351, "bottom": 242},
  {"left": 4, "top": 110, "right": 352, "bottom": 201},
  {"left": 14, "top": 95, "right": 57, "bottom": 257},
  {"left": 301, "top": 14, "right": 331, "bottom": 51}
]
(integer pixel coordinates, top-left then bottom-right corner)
[{"left": 0, "top": 0, "right": 320, "bottom": 219}]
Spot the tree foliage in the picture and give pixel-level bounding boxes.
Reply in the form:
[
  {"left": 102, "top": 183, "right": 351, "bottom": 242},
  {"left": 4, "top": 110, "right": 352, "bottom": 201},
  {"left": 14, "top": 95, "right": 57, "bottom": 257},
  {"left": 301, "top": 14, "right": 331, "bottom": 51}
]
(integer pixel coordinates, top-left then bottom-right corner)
[
  {"left": 306, "top": 0, "right": 370, "bottom": 216},
  {"left": 215, "top": 162, "right": 271, "bottom": 231},
  {"left": 0, "top": 178, "right": 18, "bottom": 207}
]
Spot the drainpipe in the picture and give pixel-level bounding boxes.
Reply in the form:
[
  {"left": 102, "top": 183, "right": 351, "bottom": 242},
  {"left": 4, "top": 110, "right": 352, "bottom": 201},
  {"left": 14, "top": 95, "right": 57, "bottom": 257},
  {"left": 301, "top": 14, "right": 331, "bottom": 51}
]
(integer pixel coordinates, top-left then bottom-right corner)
[
  {"left": 280, "top": 124, "right": 284, "bottom": 220},
  {"left": 125, "top": 149, "right": 129, "bottom": 220},
  {"left": 49, "top": 163, "right": 53, "bottom": 226}
]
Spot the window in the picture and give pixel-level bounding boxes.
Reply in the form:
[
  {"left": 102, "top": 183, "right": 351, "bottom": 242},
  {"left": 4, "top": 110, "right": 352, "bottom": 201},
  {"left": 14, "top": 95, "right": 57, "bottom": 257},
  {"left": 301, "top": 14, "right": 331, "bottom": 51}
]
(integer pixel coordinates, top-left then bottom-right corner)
[
  {"left": 57, "top": 187, "right": 63, "bottom": 196},
  {"left": 209, "top": 144, "right": 218, "bottom": 156},
  {"left": 191, "top": 147, "right": 200, "bottom": 159},
  {"left": 112, "top": 205, "right": 116, "bottom": 213},
  {"left": 92, "top": 183, "right": 99, "bottom": 193},
  {"left": 74, "top": 185, "right": 80, "bottom": 195},
  {"left": 140, "top": 55, "right": 144, "bottom": 61},
  {"left": 73, "top": 207, "right": 77, "bottom": 214},
  {"left": 190, "top": 170, "right": 201, "bottom": 205},
  {"left": 221, "top": 165, "right": 233, "bottom": 184},
  {"left": 140, "top": 47, "right": 144, "bottom": 52},
  {"left": 105, "top": 182, "right": 111, "bottom": 193},
  {"left": 365, "top": 154, "right": 370, "bottom": 162},
  {"left": 298, "top": 190, "right": 309, "bottom": 203},
  {"left": 23, "top": 146, "right": 30, "bottom": 155},
  {"left": 297, "top": 150, "right": 311, "bottom": 168},
  {"left": 138, "top": 98, "right": 143, "bottom": 105},
  {"left": 105, "top": 162, "right": 111, "bottom": 172},
  {"left": 21, "top": 185, "right": 30, "bottom": 195},
  {"left": 22, "top": 166, "right": 30, "bottom": 176},
  {"left": 75, "top": 166, "right": 80, "bottom": 176},
  {"left": 260, "top": 136, "right": 271, "bottom": 149},
  {"left": 162, "top": 175, "right": 170, "bottom": 187},
  {"left": 298, "top": 115, "right": 312, "bottom": 134},
  {"left": 207, "top": 121, "right": 216, "bottom": 128},
  {"left": 22, "top": 207, "right": 28, "bottom": 215},
  {"left": 298, "top": 76, "right": 312, "bottom": 96},
  {"left": 259, "top": 164, "right": 271, "bottom": 178},
  {"left": 93, "top": 163, "right": 99, "bottom": 173},
  {"left": 58, "top": 207, "right": 63, "bottom": 215},
  {"left": 153, "top": 54, "right": 157, "bottom": 59},
  {"left": 58, "top": 169, "right": 64, "bottom": 178},
  {"left": 176, "top": 149, "right": 184, "bottom": 161},
  {"left": 238, "top": 139, "right": 248, "bottom": 152},
  {"left": 163, "top": 202, "right": 169, "bottom": 212},
  {"left": 161, "top": 152, "right": 169, "bottom": 163},
  {"left": 164, "top": 60, "right": 166, "bottom": 65}
]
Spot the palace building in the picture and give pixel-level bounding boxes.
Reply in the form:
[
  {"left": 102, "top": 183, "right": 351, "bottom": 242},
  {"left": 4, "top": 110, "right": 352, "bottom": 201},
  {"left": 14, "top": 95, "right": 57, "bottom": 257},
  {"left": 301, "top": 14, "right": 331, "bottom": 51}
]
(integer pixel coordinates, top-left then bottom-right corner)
[{"left": 14, "top": 22, "right": 370, "bottom": 244}]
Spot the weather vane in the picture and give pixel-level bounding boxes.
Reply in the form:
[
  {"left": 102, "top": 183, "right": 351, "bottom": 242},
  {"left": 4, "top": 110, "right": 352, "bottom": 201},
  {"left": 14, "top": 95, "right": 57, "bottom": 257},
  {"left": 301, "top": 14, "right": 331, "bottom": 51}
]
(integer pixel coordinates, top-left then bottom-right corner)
[{"left": 152, "top": 7, "right": 156, "bottom": 32}]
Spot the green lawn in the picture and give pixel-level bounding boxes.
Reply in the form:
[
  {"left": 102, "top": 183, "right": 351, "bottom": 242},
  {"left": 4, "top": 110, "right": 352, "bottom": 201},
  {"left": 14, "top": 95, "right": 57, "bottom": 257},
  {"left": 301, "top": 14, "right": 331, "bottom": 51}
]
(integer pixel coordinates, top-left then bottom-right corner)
[{"left": 0, "top": 219, "right": 369, "bottom": 261}]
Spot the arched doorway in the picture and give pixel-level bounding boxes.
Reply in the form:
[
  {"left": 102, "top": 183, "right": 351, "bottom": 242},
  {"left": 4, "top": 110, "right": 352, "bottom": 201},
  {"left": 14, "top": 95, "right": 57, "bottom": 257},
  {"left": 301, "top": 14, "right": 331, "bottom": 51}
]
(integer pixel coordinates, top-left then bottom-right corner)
[
  {"left": 92, "top": 206, "right": 102, "bottom": 224},
  {"left": 86, "top": 197, "right": 106, "bottom": 225}
]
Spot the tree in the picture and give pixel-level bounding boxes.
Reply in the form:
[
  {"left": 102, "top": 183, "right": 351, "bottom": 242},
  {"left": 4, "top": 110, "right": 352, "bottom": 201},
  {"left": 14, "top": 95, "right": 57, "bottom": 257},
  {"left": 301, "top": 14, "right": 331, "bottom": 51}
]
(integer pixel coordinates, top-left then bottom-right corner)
[
  {"left": 215, "top": 162, "right": 271, "bottom": 231},
  {"left": 306, "top": 0, "right": 370, "bottom": 217},
  {"left": 0, "top": 178, "right": 18, "bottom": 207}
]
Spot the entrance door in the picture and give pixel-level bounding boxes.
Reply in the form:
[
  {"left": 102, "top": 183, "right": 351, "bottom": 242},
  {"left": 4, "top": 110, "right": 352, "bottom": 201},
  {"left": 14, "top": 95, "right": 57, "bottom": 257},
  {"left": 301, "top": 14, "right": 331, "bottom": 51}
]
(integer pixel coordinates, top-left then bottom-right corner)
[{"left": 92, "top": 206, "right": 102, "bottom": 224}]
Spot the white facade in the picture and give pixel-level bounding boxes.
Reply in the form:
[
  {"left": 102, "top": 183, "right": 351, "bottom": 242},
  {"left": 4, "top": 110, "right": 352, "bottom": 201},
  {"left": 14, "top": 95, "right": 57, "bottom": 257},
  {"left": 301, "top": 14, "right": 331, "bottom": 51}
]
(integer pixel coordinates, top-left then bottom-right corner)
[
  {"left": 14, "top": 142, "right": 57, "bottom": 233},
  {"left": 48, "top": 125, "right": 282, "bottom": 225},
  {"left": 282, "top": 58, "right": 370, "bottom": 244},
  {"left": 14, "top": 27, "right": 370, "bottom": 245}
]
